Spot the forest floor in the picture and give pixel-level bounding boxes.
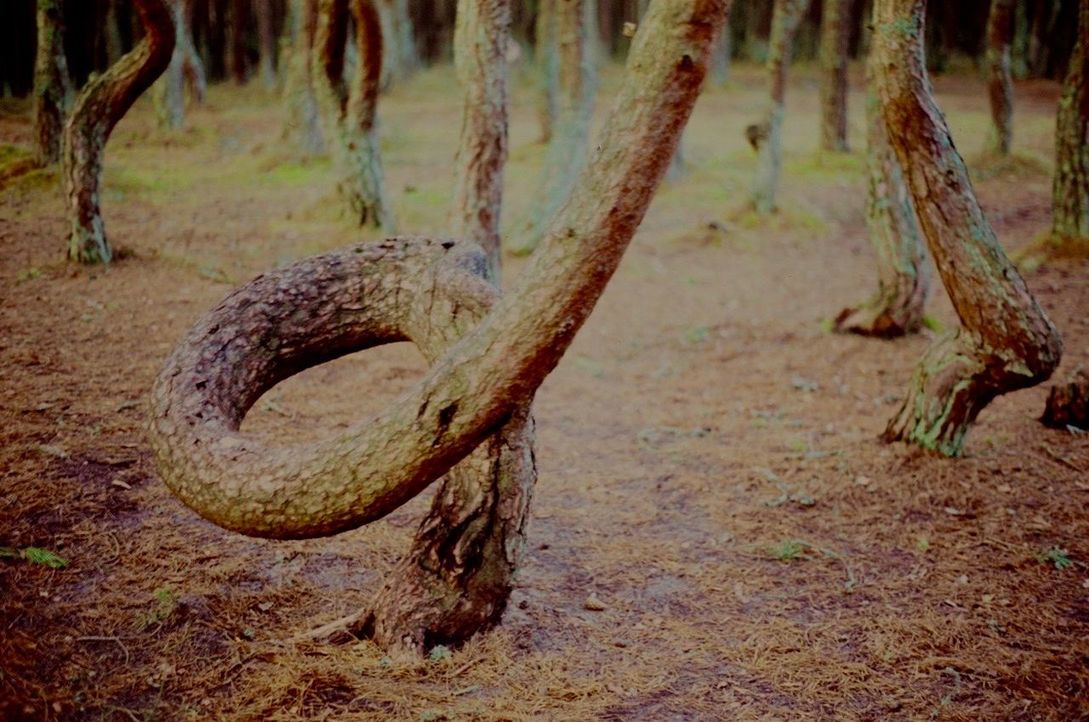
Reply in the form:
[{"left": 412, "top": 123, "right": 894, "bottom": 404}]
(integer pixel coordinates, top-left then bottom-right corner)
[{"left": 1, "top": 62, "right": 1088, "bottom": 722}]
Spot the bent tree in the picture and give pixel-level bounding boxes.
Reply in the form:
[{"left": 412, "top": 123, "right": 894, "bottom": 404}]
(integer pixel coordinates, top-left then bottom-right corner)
[
  {"left": 873, "top": 0, "right": 1062, "bottom": 456},
  {"left": 818, "top": 0, "right": 851, "bottom": 152},
  {"left": 313, "top": 0, "right": 395, "bottom": 230},
  {"left": 1051, "top": 0, "right": 1089, "bottom": 249},
  {"left": 748, "top": 0, "right": 811, "bottom": 214},
  {"left": 985, "top": 0, "right": 1014, "bottom": 155},
  {"left": 64, "top": 0, "right": 175, "bottom": 264},
  {"left": 33, "top": 0, "right": 72, "bottom": 167},
  {"left": 149, "top": 0, "right": 727, "bottom": 655}
]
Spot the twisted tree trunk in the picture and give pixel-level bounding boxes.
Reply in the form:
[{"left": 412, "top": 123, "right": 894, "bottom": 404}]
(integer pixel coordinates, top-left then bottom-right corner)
[
  {"left": 155, "top": 0, "right": 204, "bottom": 130},
  {"left": 985, "top": 0, "right": 1015, "bottom": 155},
  {"left": 150, "top": 0, "right": 726, "bottom": 653},
  {"left": 835, "top": 51, "right": 929, "bottom": 337},
  {"left": 33, "top": 0, "right": 72, "bottom": 167},
  {"left": 748, "top": 0, "right": 811, "bottom": 214},
  {"left": 1051, "top": 0, "right": 1089, "bottom": 247},
  {"left": 818, "top": 0, "right": 851, "bottom": 152},
  {"left": 451, "top": 0, "right": 511, "bottom": 280},
  {"left": 282, "top": 0, "right": 325, "bottom": 155},
  {"left": 63, "top": 0, "right": 175, "bottom": 264},
  {"left": 313, "top": 0, "right": 395, "bottom": 230},
  {"left": 873, "top": 0, "right": 1061, "bottom": 456}
]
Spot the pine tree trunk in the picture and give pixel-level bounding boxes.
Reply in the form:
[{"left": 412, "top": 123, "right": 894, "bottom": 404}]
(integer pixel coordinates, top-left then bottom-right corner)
[
  {"left": 836, "top": 50, "right": 929, "bottom": 337},
  {"left": 228, "top": 0, "right": 248, "bottom": 83},
  {"left": 256, "top": 0, "right": 278, "bottom": 88},
  {"left": 313, "top": 0, "right": 395, "bottom": 230},
  {"left": 149, "top": 0, "right": 727, "bottom": 654},
  {"left": 155, "top": 0, "right": 191, "bottom": 130},
  {"left": 985, "top": 0, "right": 1015, "bottom": 155},
  {"left": 749, "top": 0, "right": 811, "bottom": 214},
  {"left": 282, "top": 0, "right": 325, "bottom": 155},
  {"left": 509, "top": 0, "right": 596, "bottom": 256},
  {"left": 32, "top": 0, "right": 71, "bottom": 167},
  {"left": 534, "top": 0, "right": 557, "bottom": 143},
  {"left": 818, "top": 0, "right": 851, "bottom": 152},
  {"left": 63, "top": 0, "right": 176, "bottom": 264},
  {"left": 1051, "top": 0, "right": 1089, "bottom": 246},
  {"left": 179, "top": 0, "right": 207, "bottom": 102},
  {"left": 451, "top": 0, "right": 511, "bottom": 280},
  {"left": 873, "top": 0, "right": 1062, "bottom": 456},
  {"left": 711, "top": 17, "right": 732, "bottom": 84}
]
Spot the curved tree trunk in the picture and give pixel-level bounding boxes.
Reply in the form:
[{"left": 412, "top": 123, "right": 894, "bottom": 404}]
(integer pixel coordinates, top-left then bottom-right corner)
[
  {"left": 835, "top": 52, "right": 929, "bottom": 337},
  {"left": 33, "top": 0, "right": 72, "bottom": 167},
  {"left": 748, "top": 0, "right": 811, "bottom": 214},
  {"left": 282, "top": 0, "right": 325, "bottom": 155},
  {"left": 63, "top": 0, "right": 175, "bottom": 264},
  {"left": 818, "top": 0, "right": 851, "bottom": 152},
  {"left": 985, "top": 0, "right": 1014, "bottom": 155},
  {"left": 256, "top": 0, "right": 278, "bottom": 89},
  {"left": 451, "top": 0, "right": 511, "bottom": 280},
  {"left": 873, "top": 0, "right": 1062, "bottom": 456},
  {"left": 155, "top": 0, "right": 199, "bottom": 130},
  {"left": 313, "top": 0, "right": 395, "bottom": 230},
  {"left": 150, "top": 0, "right": 726, "bottom": 653},
  {"left": 1051, "top": 0, "right": 1089, "bottom": 246},
  {"left": 509, "top": 0, "right": 596, "bottom": 256}
]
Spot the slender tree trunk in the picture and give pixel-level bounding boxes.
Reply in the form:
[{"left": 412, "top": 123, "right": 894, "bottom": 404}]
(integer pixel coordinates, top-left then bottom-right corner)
[
  {"left": 150, "top": 0, "right": 727, "bottom": 654},
  {"left": 451, "top": 0, "right": 511, "bottom": 280},
  {"left": 819, "top": 0, "right": 851, "bottom": 152},
  {"left": 1051, "top": 0, "right": 1089, "bottom": 246},
  {"left": 256, "top": 0, "right": 278, "bottom": 88},
  {"left": 179, "top": 0, "right": 207, "bottom": 102},
  {"left": 748, "top": 0, "right": 811, "bottom": 214},
  {"left": 509, "top": 0, "right": 596, "bottom": 256},
  {"left": 155, "top": 0, "right": 195, "bottom": 129},
  {"left": 33, "top": 0, "right": 72, "bottom": 167},
  {"left": 63, "top": 0, "right": 175, "bottom": 264},
  {"left": 314, "top": 0, "right": 395, "bottom": 229},
  {"left": 873, "top": 0, "right": 1062, "bottom": 456},
  {"left": 986, "top": 0, "right": 1015, "bottom": 155},
  {"left": 229, "top": 0, "right": 248, "bottom": 83},
  {"left": 836, "top": 51, "right": 929, "bottom": 337},
  {"left": 711, "top": 17, "right": 732, "bottom": 84},
  {"left": 282, "top": 0, "right": 325, "bottom": 154},
  {"left": 534, "top": 0, "right": 557, "bottom": 143}
]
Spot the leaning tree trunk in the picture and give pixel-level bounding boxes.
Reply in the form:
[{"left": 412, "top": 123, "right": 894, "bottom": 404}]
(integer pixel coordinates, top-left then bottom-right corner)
[
  {"left": 835, "top": 52, "right": 929, "bottom": 337},
  {"left": 63, "top": 0, "right": 175, "bottom": 264},
  {"left": 32, "top": 0, "right": 72, "bottom": 167},
  {"left": 149, "top": 0, "right": 727, "bottom": 656},
  {"left": 508, "top": 0, "right": 596, "bottom": 256},
  {"left": 313, "top": 0, "right": 395, "bottom": 230},
  {"left": 154, "top": 0, "right": 199, "bottom": 130},
  {"left": 873, "top": 0, "right": 1062, "bottom": 456},
  {"left": 818, "top": 0, "right": 851, "bottom": 152},
  {"left": 748, "top": 0, "right": 811, "bottom": 214},
  {"left": 451, "top": 0, "right": 510, "bottom": 280},
  {"left": 1051, "top": 0, "right": 1089, "bottom": 247},
  {"left": 985, "top": 0, "right": 1015, "bottom": 155},
  {"left": 282, "top": 0, "right": 325, "bottom": 155},
  {"left": 256, "top": 0, "right": 278, "bottom": 88}
]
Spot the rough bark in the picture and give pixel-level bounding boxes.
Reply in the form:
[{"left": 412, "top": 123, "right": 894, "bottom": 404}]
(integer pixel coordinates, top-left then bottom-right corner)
[
  {"left": 155, "top": 0, "right": 204, "bottom": 130},
  {"left": 150, "top": 0, "right": 726, "bottom": 651},
  {"left": 282, "top": 0, "right": 325, "bottom": 155},
  {"left": 256, "top": 0, "right": 278, "bottom": 88},
  {"left": 63, "top": 0, "right": 175, "bottom": 264},
  {"left": 873, "top": 0, "right": 1062, "bottom": 456},
  {"left": 1040, "top": 370, "right": 1089, "bottom": 430},
  {"left": 985, "top": 0, "right": 1015, "bottom": 155},
  {"left": 509, "top": 0, "right": 597, "bottom": 255},
  {"left": 1051, "top": 0, "right": 1089, "bottom": 245},
  {"left": 748, "top": 0, "right": 811, "bottom": 214},
  {"left": 451, "top": 0, "right": 511, "bottom": 280},
  {"left": 313, "top": 0, "right": 395, "bottom": 230},
  {"left": 32, "top": 0, "right": 72, "bottom": 167},
  {"left": 818, "top": 0, "right": 851, "bottom": 152},
  {"left": 835, "top": 53, "right": 929, "bottom": 337}
]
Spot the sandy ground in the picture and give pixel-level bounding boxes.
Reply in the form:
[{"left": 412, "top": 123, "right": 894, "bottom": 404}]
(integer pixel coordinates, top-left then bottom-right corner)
[{"left": 1, "top": 62, "right": 1088, "bottom": 721}]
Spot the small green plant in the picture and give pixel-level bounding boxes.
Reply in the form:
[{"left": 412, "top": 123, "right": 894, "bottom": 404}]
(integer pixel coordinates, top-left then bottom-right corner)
[
  {"left": 769, "top": 539, "right": 807, "bottom": 562},
  {"left": 0, "top": 546, "right": 69, "bottom": 569},
  {"left": 16, "top": 267, "right": 42, "bottom": 282},
  {"left": 137, "top": 586, "right": 178, "bottom": 628},
  {"left": 1038, "top": 546, "right": 1073, "bottom": 570}
]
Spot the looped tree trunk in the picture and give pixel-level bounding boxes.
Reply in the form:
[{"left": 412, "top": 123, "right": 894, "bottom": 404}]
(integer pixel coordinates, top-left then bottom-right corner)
[
  {"left": 32, "top": 0, "right": 72, "bottom": 167},
  {"left": 872, "top": 0, "right": 1062, "bottom": 456},
  {"left": 63, "top": 0, "right": 176, "bottom": 264}
]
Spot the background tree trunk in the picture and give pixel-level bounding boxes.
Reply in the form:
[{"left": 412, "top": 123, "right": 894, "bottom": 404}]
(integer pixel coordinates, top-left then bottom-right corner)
[
  {"left": 873, "top": 0, "right": 1062, "bottom": 456},
  {"left": 451, "top": 0, "right": 511, "bottom": 279},
  {"left": 1051, "top": 0, "right": 1088, "bottom": 246},
  {"left": 155, "top": 0, "right": 194, "bottom": 129},
  {"left": 63, "top": 0, "right": 175, "bottom": 264},
  {"left": 819, "top": 0, "right": 851, "bottom": 152},
  {"left": 32, "top": 0, "right": 71, "bottom": 167},
  {"left": 534, "top": 0, "right": 557, "bottom": 143},
  {"left": 256, "top": 0, "right": 278, "bottom": 88},
  {"left": 282, "top": 0, "right": 325, "bottom": 154},
  {"left": 179, "top": 0, "right": 207, "bottom": 102},
  {"left": 228, "top": 0, "right": 248, "bottom": 83},
  {"left": 986, "top": 0, "right": 1015, "bottom": 155},
  {"left": 749, "top": 0, "right": 811, "bottom": 214}
]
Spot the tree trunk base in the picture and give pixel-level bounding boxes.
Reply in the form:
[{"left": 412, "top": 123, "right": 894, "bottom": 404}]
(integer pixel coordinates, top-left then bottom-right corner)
[
  {"left": 834, "top": 291, "right": 924, "bottom": 338},
  {"left": 1041, "top": 371, "right": 1089, "bottom": 431}
]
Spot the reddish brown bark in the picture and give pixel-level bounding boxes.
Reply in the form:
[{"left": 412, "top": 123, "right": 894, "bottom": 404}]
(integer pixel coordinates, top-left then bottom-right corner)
[
  {"left": 819, "top": 0, "right": 851, "bottom": 152},
  {"left": 256, "top": 0, "right": 278, "bottom": 88},
  {"left": 1041, "top": 370, "right": 1089, "bottom": 430},
  {"left": 986, "top": 0, "right": 1015, "bottom": 155}
]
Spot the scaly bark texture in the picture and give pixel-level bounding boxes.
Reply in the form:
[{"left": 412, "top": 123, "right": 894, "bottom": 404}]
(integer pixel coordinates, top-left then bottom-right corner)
[
  {"left": 1051, "top": 0, "right": 1089, "bottom": 246},
  {"left": 32, "top": 0, "right": 72, "bottom": 167},
  {"left": 873, "top": 0, "right": 1062, "bottom": 456},
  {"left": 818, "top": 0, "right": 851, "bottom": 152},
  {"left": 150, "top": 0, "right": 726, "bottom": 651},
  {"left": 282, "top": 0, "right": 325, "bottom": 155},
  {"left": 314, "top": 0, "right": 395, "bottom": 230},
  {"left": 451, "top": 0, "right": 511, "bottom": 280},
  {"left": 985, "top": 0, "right": 1015, "bottom": 155},
  {"left": 748, "top": 0, "right": 811, "bottom": 214},
  {"left": 155, "top": 0, "right": 205, "bottom": 130},
  {"left": 63, "top": 0, "right": 175, "bottom": 264},
  {"left": 836, "top": 54, "right": 929, "bottom": 337},
  {"left": 509, "top": 0, "right": 597, "bottom": 256},
  {"left": 256, "top": 0, "right": 278, "bottom": 88}
]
